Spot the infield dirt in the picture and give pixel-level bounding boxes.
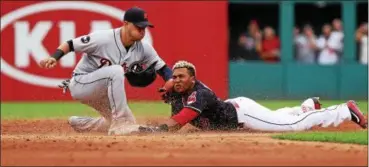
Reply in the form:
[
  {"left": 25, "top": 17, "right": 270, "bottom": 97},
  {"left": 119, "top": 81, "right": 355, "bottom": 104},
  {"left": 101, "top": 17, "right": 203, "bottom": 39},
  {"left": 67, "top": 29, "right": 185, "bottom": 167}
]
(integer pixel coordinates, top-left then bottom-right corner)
[{"left": 1, "top": 118, "right": 367, "bottom": 166}]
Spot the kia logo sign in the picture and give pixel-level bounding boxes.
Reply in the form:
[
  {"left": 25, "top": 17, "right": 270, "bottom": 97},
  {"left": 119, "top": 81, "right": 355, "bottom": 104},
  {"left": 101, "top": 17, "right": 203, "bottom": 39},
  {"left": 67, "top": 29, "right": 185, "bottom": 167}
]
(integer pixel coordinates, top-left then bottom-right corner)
[{"left": 1, "top": 1, "right": 153, "bottom": 88}]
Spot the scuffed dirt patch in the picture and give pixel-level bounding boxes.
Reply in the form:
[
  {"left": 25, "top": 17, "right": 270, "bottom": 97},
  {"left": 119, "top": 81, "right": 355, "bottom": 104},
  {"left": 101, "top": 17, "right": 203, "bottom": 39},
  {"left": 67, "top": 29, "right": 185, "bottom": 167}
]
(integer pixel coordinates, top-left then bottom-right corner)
[{"left": 1, "top": 118, "right": 368, "bottom": 166}]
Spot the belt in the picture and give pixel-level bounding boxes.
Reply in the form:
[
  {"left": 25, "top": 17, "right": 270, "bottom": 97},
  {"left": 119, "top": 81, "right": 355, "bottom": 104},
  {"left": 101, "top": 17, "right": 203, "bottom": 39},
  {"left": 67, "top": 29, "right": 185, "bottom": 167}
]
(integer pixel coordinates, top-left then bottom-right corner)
[{"left": 72, "top": 73, "right": 87, "bottom": 77}]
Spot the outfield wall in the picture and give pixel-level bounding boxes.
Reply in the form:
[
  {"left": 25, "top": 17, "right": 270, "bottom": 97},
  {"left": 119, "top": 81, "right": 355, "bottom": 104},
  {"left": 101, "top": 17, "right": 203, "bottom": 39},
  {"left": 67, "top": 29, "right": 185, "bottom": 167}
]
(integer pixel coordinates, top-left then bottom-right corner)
[
  {"left": 0, "top": 1, "right": 367, "bottom": 101},
  {"left": 0, "top": 1, "right": 228, "bottom": 101},
  {"left": 229, "top": 62, "right": 368, "bottom": 100}
]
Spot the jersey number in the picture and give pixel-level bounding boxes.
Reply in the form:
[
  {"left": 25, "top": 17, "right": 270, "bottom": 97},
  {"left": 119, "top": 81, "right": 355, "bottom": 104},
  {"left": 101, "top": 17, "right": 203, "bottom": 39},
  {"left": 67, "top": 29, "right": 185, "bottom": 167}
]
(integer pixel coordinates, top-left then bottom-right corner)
[
  {"left": 98, "top": 58, "right": 112, "bottom": 68},
  {"left": 97, "top": 59, "right": 130, "bottom": 72}
]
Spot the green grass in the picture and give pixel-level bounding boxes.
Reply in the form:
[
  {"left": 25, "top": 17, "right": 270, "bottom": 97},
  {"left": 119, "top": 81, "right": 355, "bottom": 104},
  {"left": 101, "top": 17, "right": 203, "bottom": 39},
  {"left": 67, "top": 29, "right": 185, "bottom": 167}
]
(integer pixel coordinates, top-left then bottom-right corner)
[
  {"left": 1, "top": 101, "right": 171, "bottom": 119},
  {"left": 272, "top": 131, "right": 368, "bottom": 145},
  {"left": 1, "top": 100, "right": 367, "bottom": 119},
  {"left": 1, "top": 100, "right": 368, "bottom": 145}
]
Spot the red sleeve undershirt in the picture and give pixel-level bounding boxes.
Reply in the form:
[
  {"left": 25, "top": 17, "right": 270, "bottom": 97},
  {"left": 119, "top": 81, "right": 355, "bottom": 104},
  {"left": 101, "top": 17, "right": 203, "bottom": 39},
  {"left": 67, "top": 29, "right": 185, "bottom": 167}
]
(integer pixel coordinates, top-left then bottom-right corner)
[{"left": 171, "top": 108, "right": 200, "bottom": 126}]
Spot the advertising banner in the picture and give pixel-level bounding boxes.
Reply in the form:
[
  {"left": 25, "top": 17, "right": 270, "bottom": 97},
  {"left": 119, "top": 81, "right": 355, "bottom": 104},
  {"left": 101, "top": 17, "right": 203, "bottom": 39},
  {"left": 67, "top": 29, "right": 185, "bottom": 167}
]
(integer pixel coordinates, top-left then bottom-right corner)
[{"left": 1, "top": 1, "right": 228, "bottom": 101}]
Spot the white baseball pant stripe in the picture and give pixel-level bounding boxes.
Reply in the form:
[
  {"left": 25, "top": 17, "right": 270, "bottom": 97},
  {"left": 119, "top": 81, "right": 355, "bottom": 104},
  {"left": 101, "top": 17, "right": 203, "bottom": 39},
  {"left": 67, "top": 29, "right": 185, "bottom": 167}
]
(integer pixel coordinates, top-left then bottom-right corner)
[{"left": 227, "top": 97, "right": 351, "bottom": 132}]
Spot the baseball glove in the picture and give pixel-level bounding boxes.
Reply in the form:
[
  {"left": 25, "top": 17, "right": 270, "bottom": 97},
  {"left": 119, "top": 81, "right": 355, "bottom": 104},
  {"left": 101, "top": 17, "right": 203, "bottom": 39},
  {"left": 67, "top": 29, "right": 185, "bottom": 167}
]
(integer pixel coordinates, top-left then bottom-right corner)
[{"left": 125, "top": 61, "right": 158, "bottom": 87}]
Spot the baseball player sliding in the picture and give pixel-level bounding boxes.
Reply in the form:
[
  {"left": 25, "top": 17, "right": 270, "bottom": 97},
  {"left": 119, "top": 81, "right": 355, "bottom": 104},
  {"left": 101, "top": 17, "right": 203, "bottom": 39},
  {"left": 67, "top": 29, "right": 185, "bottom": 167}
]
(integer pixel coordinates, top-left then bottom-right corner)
[
  {"left": 39, "top": 7, "right": 174, "bottom": 135},
  {"left": 131, "top": 60, "right": 367, "bottom": 134}
]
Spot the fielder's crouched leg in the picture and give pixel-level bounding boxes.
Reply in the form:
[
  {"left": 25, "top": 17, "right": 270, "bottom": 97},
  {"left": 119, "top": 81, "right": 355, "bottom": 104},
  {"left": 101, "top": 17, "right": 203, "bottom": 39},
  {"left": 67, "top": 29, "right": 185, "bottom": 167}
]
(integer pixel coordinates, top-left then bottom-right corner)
[{"left": 67, "top": 65, "right": 137, "bottom": 134}]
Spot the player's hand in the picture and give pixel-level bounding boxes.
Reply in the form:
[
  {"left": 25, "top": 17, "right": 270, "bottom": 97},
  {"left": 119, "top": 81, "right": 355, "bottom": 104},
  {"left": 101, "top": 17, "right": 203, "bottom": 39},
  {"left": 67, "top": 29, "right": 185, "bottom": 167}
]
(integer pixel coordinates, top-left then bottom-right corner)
[
  {"left": 138, "top": 125, "right": 159, "bottom": 133},
  {"left": 158, "top": 87, "right": 171, "bottom": 103},
  {"left": 158, "top": 79, "right": 174, "bottom": 103},
  {"left": 159, "top": 89, "right": 172, "bottom": 104},
  {"left": 162, "top": 79, "right": 174, "bottom": 92},
  {"left": 39, "top": 57, "right": 57, "bottom": 69}
]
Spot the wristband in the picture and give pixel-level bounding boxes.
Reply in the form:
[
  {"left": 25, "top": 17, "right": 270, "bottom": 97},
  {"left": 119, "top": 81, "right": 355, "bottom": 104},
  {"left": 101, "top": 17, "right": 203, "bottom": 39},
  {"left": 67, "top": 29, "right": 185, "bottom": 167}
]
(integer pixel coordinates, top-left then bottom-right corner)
[{"left": 51, "top": 49, "right": 65, "bottom": 61}]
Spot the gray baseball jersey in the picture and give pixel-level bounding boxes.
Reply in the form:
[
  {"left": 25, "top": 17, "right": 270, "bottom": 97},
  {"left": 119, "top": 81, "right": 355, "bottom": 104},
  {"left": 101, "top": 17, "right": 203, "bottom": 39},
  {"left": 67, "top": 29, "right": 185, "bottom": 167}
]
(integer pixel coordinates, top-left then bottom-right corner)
[
  {"left": 72, "top": 28, "right": 165, "bottom": 74},
  {"left": 67, "top": 28, "right": 166, "bottom": 133}
]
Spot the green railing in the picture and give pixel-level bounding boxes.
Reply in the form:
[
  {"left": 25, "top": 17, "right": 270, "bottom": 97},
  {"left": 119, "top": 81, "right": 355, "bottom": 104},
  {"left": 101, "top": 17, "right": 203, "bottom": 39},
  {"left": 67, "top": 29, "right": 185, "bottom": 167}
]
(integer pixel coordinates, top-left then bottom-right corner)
[{"left": 229, "top": 62, "right": 367, "bottom": 100}]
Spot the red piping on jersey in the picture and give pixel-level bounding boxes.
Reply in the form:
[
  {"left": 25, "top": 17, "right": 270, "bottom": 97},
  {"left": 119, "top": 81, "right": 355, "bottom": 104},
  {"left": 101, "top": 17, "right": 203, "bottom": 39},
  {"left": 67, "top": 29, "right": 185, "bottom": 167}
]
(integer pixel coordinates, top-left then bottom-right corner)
[
  {"left": 314, "top": 102, "right": 321, "bottom": 109},
  {"left": 172, "top": 108, "right": 199, "bottom": 126}
]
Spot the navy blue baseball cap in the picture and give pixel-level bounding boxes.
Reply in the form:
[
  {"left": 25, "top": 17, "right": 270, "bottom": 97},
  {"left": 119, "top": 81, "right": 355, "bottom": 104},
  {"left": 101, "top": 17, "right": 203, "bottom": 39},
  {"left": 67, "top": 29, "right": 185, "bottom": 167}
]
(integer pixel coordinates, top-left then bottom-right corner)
[{"left": 123, "top": 7, "right": 154, "bottom": 28}]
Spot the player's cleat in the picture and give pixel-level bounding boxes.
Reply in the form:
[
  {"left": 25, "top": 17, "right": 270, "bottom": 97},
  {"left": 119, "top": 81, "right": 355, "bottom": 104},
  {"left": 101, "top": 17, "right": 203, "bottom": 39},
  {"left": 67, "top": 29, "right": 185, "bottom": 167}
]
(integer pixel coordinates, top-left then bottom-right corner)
[
  {"left": 347, "top": 100, "right": 367, "bottom": 129},
  {"left": 68, "top": 116, "right": 94, "bottom": 133},
  {"left": 301, "top": 97, "right": 322, "bottom": 113},
  {"left": 108, "top": 124, "right": 140, "bottom": 135},
  {"left": 108, "top": 117, "right": 140, "bottom": 135}
]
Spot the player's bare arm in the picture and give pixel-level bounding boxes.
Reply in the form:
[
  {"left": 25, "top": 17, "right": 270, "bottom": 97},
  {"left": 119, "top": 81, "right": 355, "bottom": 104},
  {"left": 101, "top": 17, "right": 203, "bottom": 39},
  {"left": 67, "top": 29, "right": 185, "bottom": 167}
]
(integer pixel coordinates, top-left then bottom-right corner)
[
  {"left": 39, "top": 42, "right": 70, "bottom": 69},
  {"left": 38, "top": 28, "right": 102, "bottom": 70},
  {"left": 139, "top": 107, "right": 200, "bottom": 133},
  {"left": 138, "top": 61, "right": 202, "bottom": 133}
]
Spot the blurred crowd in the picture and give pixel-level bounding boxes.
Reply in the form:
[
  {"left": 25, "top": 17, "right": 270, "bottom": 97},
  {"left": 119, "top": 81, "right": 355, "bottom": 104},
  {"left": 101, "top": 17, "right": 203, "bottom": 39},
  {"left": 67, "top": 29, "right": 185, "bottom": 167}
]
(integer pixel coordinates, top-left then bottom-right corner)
[
  {"left": 236, "top": 20, "right": 280, "bottom": 63},
  {"left": 355, "top": 22, "right": 368, "bottom": 64},
  {"left": 235, "top": 19, "right": 368, "bottom": 65}
]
